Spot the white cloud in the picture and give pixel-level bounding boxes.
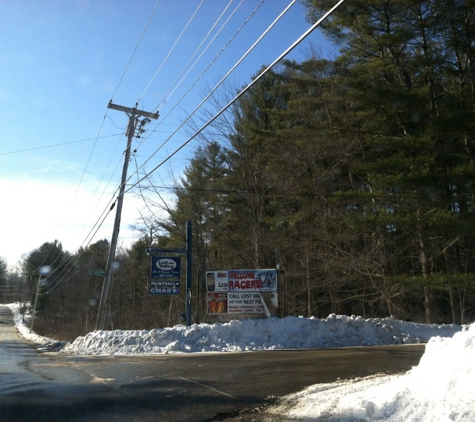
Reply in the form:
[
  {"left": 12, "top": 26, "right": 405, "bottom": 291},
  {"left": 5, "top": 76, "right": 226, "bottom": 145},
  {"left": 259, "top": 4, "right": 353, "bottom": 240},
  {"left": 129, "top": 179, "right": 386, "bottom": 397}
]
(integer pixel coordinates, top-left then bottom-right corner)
[{"left": 0, "top": 177, "right": 146, "bottom": 269}]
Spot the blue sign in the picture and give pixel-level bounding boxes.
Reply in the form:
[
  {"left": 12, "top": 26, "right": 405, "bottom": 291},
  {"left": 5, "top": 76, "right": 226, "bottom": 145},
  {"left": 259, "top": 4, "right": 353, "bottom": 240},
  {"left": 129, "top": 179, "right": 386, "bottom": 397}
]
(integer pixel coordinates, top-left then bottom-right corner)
[
  {"left": 149, "top": 280, "right": 181, "bottom": 295},
  {"left": 151, "top": 256, "right": 181, "bottom": 279}
]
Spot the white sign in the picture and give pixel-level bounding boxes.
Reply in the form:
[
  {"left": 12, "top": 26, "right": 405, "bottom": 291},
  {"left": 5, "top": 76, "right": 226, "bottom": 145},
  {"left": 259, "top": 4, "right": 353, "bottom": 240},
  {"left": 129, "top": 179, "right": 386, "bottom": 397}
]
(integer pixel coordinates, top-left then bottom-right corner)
[
  {"left": 206, "top": 269, "right": 278, "bottom": 316},
  {"left": 151, "top": 256, "right": 181, "bottom": 279},
  {"left": 227, "top": 292, "right": 266, "bottom": 314}
]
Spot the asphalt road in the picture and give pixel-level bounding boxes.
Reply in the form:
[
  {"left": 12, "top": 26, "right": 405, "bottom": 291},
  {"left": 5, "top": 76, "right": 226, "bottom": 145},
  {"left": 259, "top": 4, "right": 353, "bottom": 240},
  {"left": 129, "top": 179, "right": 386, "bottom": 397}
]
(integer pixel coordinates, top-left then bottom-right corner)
[{"left": 0, "top": 305, "right": 425, "bottom": 421}]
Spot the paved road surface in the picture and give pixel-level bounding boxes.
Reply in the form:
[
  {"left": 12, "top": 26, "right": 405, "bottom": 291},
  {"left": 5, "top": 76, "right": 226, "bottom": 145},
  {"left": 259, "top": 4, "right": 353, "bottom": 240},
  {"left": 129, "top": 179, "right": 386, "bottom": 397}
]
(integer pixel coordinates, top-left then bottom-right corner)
[{"left": 0, "top": 305, "right": 425, "bottom": 421}]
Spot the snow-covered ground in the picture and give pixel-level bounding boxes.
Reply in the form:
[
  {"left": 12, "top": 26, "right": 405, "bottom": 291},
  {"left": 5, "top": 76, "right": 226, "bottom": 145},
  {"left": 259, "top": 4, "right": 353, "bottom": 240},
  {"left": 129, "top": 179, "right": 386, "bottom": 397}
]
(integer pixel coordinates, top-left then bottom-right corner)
[{"left": 6, "top": 303, "right": 473, "bottom": 421}]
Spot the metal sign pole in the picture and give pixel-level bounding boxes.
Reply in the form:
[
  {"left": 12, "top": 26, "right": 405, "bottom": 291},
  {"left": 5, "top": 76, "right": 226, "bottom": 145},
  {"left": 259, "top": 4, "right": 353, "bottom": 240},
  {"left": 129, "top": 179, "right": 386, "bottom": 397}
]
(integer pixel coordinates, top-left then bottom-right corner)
[{"left": 186, "top": 220, "right": 192, "bottom": 326}]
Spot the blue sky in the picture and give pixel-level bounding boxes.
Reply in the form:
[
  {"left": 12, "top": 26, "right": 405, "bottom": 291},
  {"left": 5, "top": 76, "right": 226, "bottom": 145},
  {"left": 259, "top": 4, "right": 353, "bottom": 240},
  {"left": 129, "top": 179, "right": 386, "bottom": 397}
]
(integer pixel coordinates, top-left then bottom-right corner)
[{"left": 0, "top": 0, "right": 335, "bottom": 269}]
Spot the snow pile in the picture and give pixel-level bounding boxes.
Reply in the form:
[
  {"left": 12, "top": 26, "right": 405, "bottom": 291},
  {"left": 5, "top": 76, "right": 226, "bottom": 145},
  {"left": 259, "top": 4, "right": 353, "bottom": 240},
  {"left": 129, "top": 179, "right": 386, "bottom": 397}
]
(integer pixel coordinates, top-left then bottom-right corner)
[
  {"left": 268, "top": 324, "right": 475, "bottom": 421},
  {"left": 7, "top": 303, "right": 62, "bottom": 350},
  {"left": 61, "top": 314, "right": 460, "bottom": 355}
]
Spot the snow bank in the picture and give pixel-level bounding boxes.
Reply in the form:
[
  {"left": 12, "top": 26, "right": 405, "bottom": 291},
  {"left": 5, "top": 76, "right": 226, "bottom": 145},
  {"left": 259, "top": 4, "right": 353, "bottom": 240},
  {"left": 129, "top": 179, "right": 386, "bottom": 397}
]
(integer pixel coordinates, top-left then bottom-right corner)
[
  {"left": 6, "top": 303, "right": 59, "bottom": 347},
  {"left": 61, "top": 314, "right": 461, "bottom": 356},
  {"left": 268, "top": 323, "right": 475, "bottom": 421}
]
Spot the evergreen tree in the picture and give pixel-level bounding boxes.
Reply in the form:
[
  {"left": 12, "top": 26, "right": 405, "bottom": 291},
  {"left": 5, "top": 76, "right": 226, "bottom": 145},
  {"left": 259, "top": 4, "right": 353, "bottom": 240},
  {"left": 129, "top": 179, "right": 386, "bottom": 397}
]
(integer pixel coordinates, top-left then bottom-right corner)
[{"left": 303, "top": 0, "right": 475, "bottom": 323}]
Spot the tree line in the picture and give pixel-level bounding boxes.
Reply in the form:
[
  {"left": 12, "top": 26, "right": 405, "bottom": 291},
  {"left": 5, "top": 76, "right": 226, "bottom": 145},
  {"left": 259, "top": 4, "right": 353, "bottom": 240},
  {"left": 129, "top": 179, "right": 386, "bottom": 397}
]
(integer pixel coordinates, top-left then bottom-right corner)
[
  {"left": 2, "top": 0, "right": 475, "bottom": 340},
  {"left": 161, "top": 0, "right": 475, "bottom": 325}
]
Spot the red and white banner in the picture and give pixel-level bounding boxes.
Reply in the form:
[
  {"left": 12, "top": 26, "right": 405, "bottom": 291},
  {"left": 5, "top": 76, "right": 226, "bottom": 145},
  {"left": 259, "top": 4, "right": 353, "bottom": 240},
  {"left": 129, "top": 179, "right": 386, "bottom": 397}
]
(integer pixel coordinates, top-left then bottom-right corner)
[{"left": 206, "top": 269, "right": 278, "bottom": 316}]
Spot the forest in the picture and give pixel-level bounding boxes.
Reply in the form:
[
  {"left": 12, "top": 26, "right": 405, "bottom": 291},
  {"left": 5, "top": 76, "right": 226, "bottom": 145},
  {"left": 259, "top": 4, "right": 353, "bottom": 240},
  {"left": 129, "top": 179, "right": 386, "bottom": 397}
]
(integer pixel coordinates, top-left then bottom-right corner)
[{"left": 1, "top": 0, "right": 475, "bottom": 341}]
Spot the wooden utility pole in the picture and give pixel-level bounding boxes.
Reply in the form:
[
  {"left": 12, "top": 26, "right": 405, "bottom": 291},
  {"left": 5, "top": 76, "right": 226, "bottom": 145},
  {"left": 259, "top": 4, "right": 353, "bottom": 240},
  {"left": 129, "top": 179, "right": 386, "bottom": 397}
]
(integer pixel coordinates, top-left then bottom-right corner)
[{"left": 96, "top": 101, "right": 158, "bottom": 331}]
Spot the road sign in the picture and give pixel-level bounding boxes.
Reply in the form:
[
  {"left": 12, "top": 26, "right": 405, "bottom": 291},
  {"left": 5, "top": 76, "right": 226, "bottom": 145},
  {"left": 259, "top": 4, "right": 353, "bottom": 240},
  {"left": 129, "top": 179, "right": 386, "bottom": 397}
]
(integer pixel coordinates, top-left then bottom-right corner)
[
  {"left": 149, "top": 280, "right": 181, "bottom": 295},
  {"left": 88, "top": 269, "right": 106, "bottom": 277}
]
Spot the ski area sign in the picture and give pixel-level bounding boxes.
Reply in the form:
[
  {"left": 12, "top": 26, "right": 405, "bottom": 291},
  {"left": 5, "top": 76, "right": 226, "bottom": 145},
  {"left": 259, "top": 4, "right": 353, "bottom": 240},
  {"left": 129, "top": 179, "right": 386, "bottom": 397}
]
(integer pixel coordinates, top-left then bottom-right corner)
[{"left": 150, "top": 256, "right": 181, "bottom": 279}]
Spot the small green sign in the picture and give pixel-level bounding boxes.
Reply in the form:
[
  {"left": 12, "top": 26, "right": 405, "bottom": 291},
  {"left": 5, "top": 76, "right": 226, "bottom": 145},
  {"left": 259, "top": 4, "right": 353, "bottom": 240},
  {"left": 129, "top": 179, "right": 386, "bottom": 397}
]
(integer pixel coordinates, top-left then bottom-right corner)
[{"left": 88, "top": 269, "right": 106, "bottom": 277}]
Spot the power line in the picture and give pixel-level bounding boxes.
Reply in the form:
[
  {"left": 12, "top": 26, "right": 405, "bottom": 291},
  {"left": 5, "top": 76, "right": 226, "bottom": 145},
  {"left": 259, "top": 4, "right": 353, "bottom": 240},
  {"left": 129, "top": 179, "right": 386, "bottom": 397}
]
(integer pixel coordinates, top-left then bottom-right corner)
[
  {"left": 37, "top": 189, "right": 119, "bottom": 296},
  {"left": 110, "top": 0, "right": 161, "bottom": 100},
  {"left": 127, "top": 0, "right": 346, "bottom": 194},
  {"left": 39, "top": 198, "right": 117, "bottom": 296},
  {"left": 134, "top": 0, "right": 263, "bottom": 161},
  {"left": 135, "top": 183, "right": 422, "bottom": 200},
  {"left": 137, "top": 0, "right": 205, "bottom": 102},
  {"left": 143, "top": 0, "right": 242, "bottom": 112},
  {"left": 70, "top": 0, "right": 161, "bottom": 264},
  {"left": 129, "top": 0, "right": 295, "bottom": 185},
  {"left": 0, "top": 134, "right": 122, "bottom": 156},
  {"left": 133, "top": 0, "right": 254, "bottom": 161}
]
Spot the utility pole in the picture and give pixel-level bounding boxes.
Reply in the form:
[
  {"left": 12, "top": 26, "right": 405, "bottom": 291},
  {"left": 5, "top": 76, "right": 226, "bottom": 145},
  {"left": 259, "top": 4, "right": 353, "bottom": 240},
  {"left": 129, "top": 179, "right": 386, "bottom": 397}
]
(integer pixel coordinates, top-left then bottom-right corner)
[
  {"left": 30, "top": 266, "right": 51, "bottom": 334},
  {"left": 96, "top": 101, "right": 158, "bottom": 331},
  {"left": 185, "top": 220, "right": 192, "bottom": 326}
]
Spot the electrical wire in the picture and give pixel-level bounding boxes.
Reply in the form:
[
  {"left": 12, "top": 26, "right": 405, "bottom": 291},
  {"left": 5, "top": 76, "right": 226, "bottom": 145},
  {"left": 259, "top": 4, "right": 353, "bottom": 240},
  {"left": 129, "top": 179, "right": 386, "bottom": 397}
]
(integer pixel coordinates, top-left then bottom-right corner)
[
  {"left": 133, "top": 0, "right": 256, "bottom": 159},
  {"left": 47, "top": 0, "right": 164, "bottom": 275},
  {"left": 129, "top": 0, "right": 292, "bottom": 184},
  {"left": 30, "top": 130, "right": 125, "bottom": 291},
  {"left": 79, "top": 0, "right": 162, "bottom": 227},
  {"left": 37, "top": 189, "right": 119, "bottom": 295},
  {"left": 73, "top": 0, "right": 161, "bottom": 252},
  {"left": 110, "top": 0, "right": 161, "bottom": 101},
  {"left": 127, "top": 0, "right": 346, "bottom": 193},
  {"left": 132, "top": 154, "right": 164, "bottom": 221},
  {"left": 18, "top": 1, "right": 244, "bottom": 286},
  {"left": 137, "top": 0, "right": 205, "bottom": 102},
  {"left": 0, "top": 134, "right": 122, "bottom": 156},
  {"left": 29, "top": 111, "right": 119, "bottom": 274},
  {"left": 144, "top": 0, "right": 240, "bottom": 112}
]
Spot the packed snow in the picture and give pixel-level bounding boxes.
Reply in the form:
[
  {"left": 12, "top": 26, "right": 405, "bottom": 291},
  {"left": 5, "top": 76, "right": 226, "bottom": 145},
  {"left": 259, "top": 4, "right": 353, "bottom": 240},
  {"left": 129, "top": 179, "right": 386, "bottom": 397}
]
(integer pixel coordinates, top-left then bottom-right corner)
[{"left": 6, "top": 303, "right": 473, "bottom": 421}]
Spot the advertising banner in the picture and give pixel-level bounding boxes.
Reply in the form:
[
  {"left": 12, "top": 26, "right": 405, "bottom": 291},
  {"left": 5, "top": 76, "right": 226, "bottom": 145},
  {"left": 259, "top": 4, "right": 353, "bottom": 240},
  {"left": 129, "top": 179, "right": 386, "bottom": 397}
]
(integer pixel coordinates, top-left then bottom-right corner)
[
  {"left": 205, "top": 269, "right": 278, "bottom": 316},
  {"left": 150, "top": 256, "right": 181, "bottom": 279}
]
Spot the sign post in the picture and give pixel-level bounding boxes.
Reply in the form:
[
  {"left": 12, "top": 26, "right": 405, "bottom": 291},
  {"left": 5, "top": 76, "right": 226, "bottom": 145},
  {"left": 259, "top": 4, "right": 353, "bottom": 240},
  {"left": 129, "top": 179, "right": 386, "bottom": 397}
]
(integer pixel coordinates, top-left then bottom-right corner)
[{"left": 186, "top": 221, "right": 192, "bottom": 327}]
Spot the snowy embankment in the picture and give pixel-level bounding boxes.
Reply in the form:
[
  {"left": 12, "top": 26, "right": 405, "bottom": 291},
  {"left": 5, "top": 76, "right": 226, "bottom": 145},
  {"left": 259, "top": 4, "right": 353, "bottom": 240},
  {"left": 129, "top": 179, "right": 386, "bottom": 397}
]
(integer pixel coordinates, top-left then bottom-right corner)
[
  {"left": 7, "top": 302, "right": 460, "bottom": 355},
  {"left": 268, "top": 323, "right": 475, "bottom": 421},
  {"left": 62, "top": 314, "right": 460, "bottom": 355}
]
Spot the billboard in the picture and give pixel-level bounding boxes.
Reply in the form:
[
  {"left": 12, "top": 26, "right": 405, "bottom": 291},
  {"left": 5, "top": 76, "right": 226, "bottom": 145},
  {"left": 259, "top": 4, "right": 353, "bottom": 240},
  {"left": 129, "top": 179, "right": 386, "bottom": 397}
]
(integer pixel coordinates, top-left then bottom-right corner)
[{"left": 206, "top": 269, "right": 278, "bottom": 317}]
